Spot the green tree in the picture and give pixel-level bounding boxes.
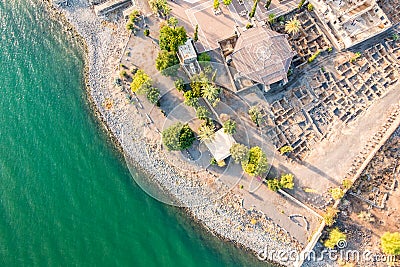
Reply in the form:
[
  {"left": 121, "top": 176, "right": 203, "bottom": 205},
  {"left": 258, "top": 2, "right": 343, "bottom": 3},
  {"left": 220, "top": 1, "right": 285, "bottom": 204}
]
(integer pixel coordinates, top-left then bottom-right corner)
[
  {"left": 213, "top": 0, "right": 220, "bottom": 10},
  {"left": 267, "top": 179, "right": 281, "bottom": 191},
  {"left": 148, "top": 0, "right": 171, "bottom": 17},
  {"left": 297, "top": 0, "right": 305, "bottom": 9},
  {"left": 183, "top": 90, "right": 199, "bottom": 107},
  {"left": 323, "top": 207, "right": 339, "bottom": 226},
  {"left": 248, "top": 106, "right": 262, "bottom": 126},
  {"left": 223, "top": 119, "right": 236, "bottom": 135},
  {"left": 230, "top": 143, "right": 249, "bottom": 163},
  {"left": 159, "top": 25, "right": 187, "bottom": 53},
  {"left": 248, "top": 0, "right": 260, "bottom": 18},
  {"left": 198, "top": 122, "right": 216, "bottom": 141},
  {"left": 342, "top": 179, "right": 352, "bottom": 189},
  {"left": 285, "top": 18, "right": 301, "bottom": 35},
  {"left": 330, "top": 187, "right": 344, "bottom": 200},
  {"left": 202, "top": 84, "right": 220, "bottom": 106},
  {"left": 174, "top": 78, "right": 185, "bottom": 92},
  {"left": 194, "top": 24, "right": 199, "bottom": 42},
  {"left": 196, "top": 106, "right": 210, "bottom": 120},
  {"left": 324, "top": 228, "right": 346, "bottom": 249},
  {"left": 242, "top": 146, "right": 268, "bottom": 176},
  {"left": 280, "top": 173, "right": 294, "bottom": 189},
  {"left": 147, "top": 87, "right": 160, "bottom": 104},
  {"left": 126, "top": 22, "right": 135, "bottom": 31},
  {"left": 162, "top": 122, "right": 195, "bottom": 150},
  {"left": 143, "top": 29, "right": 150, "bottom": 36},
  {"left": 130, "top": 69, "right": 151, "bottom": 94},
  {"left": 223, "top": 0, "right": 232, "bottom": 5},
  {"left": 167, "top": 17, "right": 178, "bottom": 28},
  {"left": 265, "top": 0, "right": 272, "bottom": 9},
  {"left": 155, "top": 50, "right": 179, "bottom": 76},
  {"left": 307, "top": 3, "right": 314, "bottom": 11},
  {"left": 380, "top": 232, "right": 400, "bottom": 255}
]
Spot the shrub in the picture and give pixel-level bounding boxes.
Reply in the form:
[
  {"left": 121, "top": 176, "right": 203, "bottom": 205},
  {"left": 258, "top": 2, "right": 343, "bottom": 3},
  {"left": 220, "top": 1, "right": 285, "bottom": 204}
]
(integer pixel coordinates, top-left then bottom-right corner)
[
  {"left": 307, "top": 3, "right": 314, "bottom": 11},
  {"left": 330, "top": 187, "right": 344, "bottom": 200},
  {"left": 267, "top": 179, "right": 281, "bottom": 191},
  {"left": 143, "top": 29, "right": 150, "bottom": 36},
  {"left": 279, "top": 145, "right": 293, "bottom": 155},
  {"left": 280, "top": 173, "right": 294, "bottom": 189},
  {"left": 196, "top": 106, "right": 210, "bottom": 120},
  {"left": 308, "top": 50, "right": 321, "bottom": 63},
  {"left": 198, "top": 52, "right": 211, "bottom": 62},
  {"left": 342, "top": 179, "right": 352, "bottom": 190},
  {"left": 162, "top": 122, "right": 195, "bottom": 150},
  {"left": 230, "top": 143, "right": 249, "bottom": 163},
  {"left": 223, "top": 119, "right": 236, "bottom": 135},
  {"left": 324, "top": 228, "right": 346, "bottom": 249},
  {"left": 246, "top": 23, "right": 253, "bottom": 29},
  {"left": 323, "top": 207, "right": 339, "bottom": 226},
  {"left": 380, "top": 232, "right": 400, "bottom": 255}
]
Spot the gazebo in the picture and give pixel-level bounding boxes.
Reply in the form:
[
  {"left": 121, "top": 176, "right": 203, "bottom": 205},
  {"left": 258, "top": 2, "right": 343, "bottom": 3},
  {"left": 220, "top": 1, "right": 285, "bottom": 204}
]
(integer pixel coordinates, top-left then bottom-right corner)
[
  {"left": 230, "top": 27, "right": 296, "bottom": 88},
  {"left": 204, "top": 129, "right": 236, "bottom": 162}
]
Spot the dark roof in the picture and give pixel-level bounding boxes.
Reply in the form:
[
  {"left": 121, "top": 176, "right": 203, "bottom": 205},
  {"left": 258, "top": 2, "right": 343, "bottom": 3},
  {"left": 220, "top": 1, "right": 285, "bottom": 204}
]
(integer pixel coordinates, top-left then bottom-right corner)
[{"left": 231, "top": 28, "right": 296, "bottom": 85}]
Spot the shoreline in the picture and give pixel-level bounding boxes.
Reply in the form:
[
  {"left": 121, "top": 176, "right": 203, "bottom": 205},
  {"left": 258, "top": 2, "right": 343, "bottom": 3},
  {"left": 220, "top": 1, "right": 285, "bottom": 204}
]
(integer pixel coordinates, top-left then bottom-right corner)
[{"left": 41, "top": 1, "right": 301, "bottom": 266}]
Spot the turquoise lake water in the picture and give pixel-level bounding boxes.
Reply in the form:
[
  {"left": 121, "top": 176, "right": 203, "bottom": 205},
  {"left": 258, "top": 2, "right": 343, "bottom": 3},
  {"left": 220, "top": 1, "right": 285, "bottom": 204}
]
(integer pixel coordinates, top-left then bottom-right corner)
[{"left": 0, "top": 1, "right": 270, "bottom": 266}]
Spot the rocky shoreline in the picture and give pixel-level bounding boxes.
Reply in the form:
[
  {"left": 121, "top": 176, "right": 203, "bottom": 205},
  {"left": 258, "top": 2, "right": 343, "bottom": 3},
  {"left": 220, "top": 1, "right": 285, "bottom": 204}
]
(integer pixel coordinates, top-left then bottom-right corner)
[{"left": 42, "top": 0, "right": 302, "bottom": 266}]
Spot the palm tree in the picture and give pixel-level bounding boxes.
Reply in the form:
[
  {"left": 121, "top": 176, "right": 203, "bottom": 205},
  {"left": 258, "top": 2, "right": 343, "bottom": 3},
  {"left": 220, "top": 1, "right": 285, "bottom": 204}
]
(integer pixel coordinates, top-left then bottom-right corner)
[
  {"left": 268, "top": 13, "right": 276, "bottom": 24},
  {"left": 285, "top": 18, "right": 301, "bottom": 36},
  {"left": 198, "top": 123, "right": 215, "bottom": 142}
]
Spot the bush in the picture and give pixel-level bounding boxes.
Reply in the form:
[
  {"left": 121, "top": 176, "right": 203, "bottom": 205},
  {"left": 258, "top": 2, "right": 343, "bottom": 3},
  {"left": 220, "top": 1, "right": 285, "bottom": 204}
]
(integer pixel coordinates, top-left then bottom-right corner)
[
  {"left": 330, "top": 187, "right": 344, "bottom": 200},
  {"left": 307, "top": 3, "right": 314, "bottom": 11},
  {"left": 323, "top": 207, "right": 338, "bottom": 226},
  {"left": 267, "top": 179, "right": 281, "bottom": 191},
  {"left": 324, "top": 228, "right": 346, "bottom": 249},
  {"left": 380, "top": 232, "right": 400, "bottom": 255},
  {"left": 223, "top": 119, "right": 236, "bottom": 135},
  {"left": 162, "top": 122, "right": 195, "bottom": 150},
  {"left": 230, "top": 143, "right": 249, "bottom": 163},
  {"left": 144, "top": 29, "right": 150, "bottom": 36},
  {"left": 280, "top": 173, "right": 294, "bottom": 189},
  {"left": 174, "top": 78, "right": 185, "bottom": 92},
  {"left": 246, "top": 23, "right": 253, "bottom": 29},
  {"left": 196, "top": 106, "right": 210, "bottom": 120}
]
